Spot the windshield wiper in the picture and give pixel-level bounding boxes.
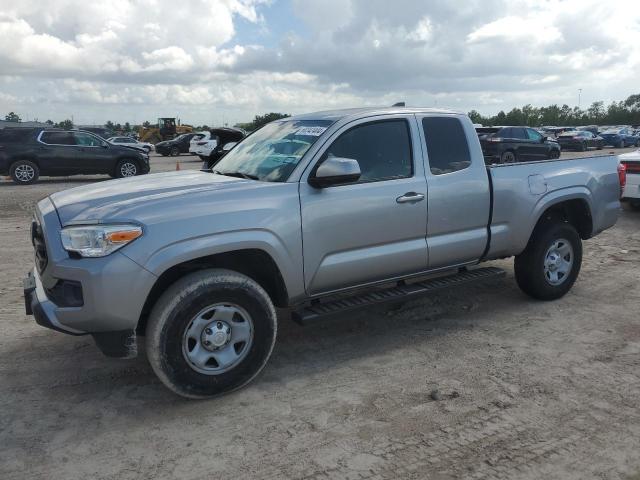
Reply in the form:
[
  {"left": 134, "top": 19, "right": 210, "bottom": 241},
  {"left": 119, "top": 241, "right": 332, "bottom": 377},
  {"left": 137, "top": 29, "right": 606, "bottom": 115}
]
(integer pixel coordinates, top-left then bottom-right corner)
[{"left": 212, "top": 170, "right": 259, "bottom": 180}]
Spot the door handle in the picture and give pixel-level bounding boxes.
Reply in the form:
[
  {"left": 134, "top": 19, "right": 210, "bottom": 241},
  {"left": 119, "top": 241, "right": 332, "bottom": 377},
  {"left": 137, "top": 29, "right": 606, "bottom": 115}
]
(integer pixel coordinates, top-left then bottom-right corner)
[{"left": 396, "top": 192, "right": 425, "bottom": 204}]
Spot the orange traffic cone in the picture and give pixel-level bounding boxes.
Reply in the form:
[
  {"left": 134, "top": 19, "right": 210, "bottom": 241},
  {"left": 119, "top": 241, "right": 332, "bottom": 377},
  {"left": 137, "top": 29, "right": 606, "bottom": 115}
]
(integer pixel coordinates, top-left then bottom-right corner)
[{"left": 176, "top": 160, "right": 181, "bottom": 171}]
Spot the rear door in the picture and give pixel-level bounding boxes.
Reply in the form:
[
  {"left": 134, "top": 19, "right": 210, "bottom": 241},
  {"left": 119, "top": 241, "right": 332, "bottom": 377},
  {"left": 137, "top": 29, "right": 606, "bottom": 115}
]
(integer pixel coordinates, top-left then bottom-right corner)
[
  {"left": 416, "top": 115, "right": 491, "bottom": 269},
  {"left": 72, "top": 132, "right": 113, "bottom": 173},
  {"left": 36, "top": 131, "right": 78, "bottom": 174},
  {"left": 299, "top": 115, "right": 429, "bottom": 295}
]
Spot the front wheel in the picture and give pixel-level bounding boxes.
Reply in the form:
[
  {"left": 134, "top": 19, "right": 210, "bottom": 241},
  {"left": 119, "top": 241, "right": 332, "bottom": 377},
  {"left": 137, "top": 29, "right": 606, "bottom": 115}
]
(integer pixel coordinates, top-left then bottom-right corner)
[
  {"left": 514, "top": 222, "right": 582, "bottom": 300},
  {"left": 170, "top": 146, "right": 180, "bottom": 156},
  {"left": 548, "top": 149, "right": 560, "bottom": 159},
  {"left": 114, "top": 159, "right": 139, "bottom": 178},
  {"left": 146, "top": 269, "right": 277, "bottom": 399}
]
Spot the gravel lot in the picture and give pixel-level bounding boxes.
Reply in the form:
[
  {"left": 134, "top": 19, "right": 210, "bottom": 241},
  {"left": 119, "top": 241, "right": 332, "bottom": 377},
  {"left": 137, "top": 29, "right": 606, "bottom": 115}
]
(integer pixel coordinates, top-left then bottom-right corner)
[{"left": 1, "top": 148, "right": 639, "bottom": 479}]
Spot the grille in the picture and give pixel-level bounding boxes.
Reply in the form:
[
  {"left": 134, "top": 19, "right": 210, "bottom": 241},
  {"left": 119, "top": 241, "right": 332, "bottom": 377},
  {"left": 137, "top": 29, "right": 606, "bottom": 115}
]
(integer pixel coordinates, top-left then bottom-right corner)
[{"left": 31, "top": 218, "right": 48, "bottom": 274}]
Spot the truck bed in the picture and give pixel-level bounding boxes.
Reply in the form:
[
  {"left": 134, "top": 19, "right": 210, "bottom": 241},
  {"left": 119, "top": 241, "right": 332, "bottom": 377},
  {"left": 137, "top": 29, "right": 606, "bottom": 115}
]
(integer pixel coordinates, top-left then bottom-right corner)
[{"left": 485, "top": 155, "right": 621, "bottom": 259}]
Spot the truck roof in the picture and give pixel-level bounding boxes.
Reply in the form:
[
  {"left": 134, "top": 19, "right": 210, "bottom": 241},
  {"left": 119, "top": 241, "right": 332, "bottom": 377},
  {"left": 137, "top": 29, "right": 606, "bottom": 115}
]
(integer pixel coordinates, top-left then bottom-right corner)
[{"left": 288, "top": 106, "right": 462, "bottom": 122}]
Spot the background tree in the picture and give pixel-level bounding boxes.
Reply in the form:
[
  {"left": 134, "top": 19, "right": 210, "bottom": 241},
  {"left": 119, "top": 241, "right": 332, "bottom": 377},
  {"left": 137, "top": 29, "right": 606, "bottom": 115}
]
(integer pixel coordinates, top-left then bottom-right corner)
[
  {"left": 105, "top": 120, "right": 115, "bottom": 130},
  {"left": 4, "top": 112, "right": 21, "bottom": 122},
  {"left": 56, "top": 119, "right": 74, "bottom": 129},
  {"left": 236, "top": 112, "right": 290, "bottom": 131}
]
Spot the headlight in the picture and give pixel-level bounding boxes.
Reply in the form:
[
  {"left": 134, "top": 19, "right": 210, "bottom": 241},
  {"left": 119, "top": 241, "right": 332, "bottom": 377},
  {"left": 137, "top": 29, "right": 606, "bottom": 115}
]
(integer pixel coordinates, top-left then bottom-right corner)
[{"left": 60, "top": 225, "right": 142, "bottom": 258}]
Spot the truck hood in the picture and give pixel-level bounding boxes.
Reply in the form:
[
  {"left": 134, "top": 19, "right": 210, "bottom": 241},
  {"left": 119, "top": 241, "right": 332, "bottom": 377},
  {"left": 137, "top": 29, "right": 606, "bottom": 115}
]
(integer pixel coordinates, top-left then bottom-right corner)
[{"left": 50, "top": 171, "right": 257, "bottom": 226}]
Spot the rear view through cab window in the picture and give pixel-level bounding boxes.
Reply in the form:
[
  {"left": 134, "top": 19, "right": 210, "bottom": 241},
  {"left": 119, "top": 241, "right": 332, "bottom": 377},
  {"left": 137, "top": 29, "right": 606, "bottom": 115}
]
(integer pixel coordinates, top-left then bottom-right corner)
[{"left": 422, "top": 117, "right": 472, "bottom": 175}]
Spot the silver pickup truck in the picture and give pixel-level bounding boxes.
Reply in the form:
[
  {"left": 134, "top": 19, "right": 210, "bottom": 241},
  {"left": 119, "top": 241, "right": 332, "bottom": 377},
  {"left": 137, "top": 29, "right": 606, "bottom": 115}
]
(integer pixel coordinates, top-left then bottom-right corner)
[{"left": 24, "top": 107, "right": 623, "bottom": 398}]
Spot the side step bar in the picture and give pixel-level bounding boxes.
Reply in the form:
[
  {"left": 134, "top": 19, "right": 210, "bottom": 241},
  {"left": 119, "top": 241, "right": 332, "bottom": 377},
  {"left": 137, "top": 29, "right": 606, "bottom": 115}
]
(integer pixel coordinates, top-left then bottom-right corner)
[{"left": 293, "top": 266, "right": 505, "bottom": 325}]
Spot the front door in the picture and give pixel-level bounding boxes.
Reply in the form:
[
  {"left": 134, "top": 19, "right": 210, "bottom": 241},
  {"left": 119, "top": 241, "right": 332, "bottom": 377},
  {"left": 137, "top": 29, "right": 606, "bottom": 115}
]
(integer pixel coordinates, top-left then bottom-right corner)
[
  {"left": 299, "top": 116, "right": 429, "bottom": 296},
  {"left": 72, "top": 132, "right": 113, "bottom": 174}
]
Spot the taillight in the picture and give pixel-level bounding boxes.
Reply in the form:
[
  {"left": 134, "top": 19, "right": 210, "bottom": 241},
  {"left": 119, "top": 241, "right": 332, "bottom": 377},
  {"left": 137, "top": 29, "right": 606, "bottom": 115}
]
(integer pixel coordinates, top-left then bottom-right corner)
[{"left": 618, "top": 162, "right": 626, "bottom": 196}]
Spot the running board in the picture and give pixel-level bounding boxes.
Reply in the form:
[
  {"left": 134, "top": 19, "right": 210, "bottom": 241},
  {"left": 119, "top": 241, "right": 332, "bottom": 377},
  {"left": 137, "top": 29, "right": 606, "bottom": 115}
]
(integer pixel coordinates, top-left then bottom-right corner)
[{"left": 293, "top": 267, "right": 505, "bottom": 325}]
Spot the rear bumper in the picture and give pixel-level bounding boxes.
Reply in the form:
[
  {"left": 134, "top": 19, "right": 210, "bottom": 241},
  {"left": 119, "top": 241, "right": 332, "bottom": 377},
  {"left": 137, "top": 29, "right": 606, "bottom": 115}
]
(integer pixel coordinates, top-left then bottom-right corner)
[{"left": 622, "top": 173, "right": 640, "bottom": 199}]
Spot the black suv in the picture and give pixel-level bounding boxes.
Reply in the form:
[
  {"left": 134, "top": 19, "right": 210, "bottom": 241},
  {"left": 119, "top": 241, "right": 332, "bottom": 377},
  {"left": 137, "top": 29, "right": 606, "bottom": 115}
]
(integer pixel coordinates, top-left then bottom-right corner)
[
  {"left": 155, "top": 133, "right": 198, "bottom": 156},
  {"left": 477, "top": 126, "right": 561, "bottom": 164},
  {"left": 0, "top": 128, "right": 150, "bottom": 185}
]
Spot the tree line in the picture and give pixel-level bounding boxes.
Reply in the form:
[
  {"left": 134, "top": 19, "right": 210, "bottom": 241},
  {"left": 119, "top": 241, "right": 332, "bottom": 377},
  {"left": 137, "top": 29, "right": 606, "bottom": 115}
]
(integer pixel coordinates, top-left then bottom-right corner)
[{"left": 468, "top": 93, "right": 640, "bottom": 127}]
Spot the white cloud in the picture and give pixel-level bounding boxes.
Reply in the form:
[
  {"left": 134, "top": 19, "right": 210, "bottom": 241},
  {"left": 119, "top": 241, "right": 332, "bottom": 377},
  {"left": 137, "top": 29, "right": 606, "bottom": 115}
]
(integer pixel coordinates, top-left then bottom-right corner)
[{"left": 1, "top": 0, "right": 640, "bottom": 125}]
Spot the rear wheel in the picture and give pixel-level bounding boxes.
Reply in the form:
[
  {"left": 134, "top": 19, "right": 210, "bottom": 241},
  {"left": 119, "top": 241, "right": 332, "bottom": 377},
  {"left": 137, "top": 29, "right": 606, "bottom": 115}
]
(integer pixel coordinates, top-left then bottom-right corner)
[
  {"left": 548, "top": 149, "right": 560, "bottom": 159},
  {"left": 114, "top": 159, "right": 139, "bottom": 178},
  {"left": 146, "top": 269, "right": 277, "bottom": 399},
  {"left": 500, "top": 150, "right": 516, "bottom": 164},
  {"left": 515, "top": 222, "right": 582, "bottom": 300},
  {"left": 9, "top": 160, "right": 40, "bottom": 185},
  {"left": 170, "top": 146, "right": 180, "bottom": 156}
]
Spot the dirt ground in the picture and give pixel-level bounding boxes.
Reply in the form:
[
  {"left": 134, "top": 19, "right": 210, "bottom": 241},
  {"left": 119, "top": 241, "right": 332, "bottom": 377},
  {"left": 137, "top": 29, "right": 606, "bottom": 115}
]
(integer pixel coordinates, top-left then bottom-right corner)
[{"left": 1, "top": 151, "right": 639, "bottom": 480}]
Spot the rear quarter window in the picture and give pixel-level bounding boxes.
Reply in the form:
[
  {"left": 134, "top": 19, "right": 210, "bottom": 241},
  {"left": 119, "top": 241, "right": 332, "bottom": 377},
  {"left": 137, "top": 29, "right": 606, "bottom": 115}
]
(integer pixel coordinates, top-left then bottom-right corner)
[
  {"left": 422, "top": 117, "right": 472, "bottom": 175},
  {"left": 0, "top": 129, "right": 36, "bottom": 143}
]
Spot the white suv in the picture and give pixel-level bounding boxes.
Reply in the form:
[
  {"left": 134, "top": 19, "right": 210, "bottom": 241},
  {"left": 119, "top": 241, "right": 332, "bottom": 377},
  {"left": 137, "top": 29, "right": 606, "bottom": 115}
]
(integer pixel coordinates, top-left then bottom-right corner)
[{"left": 189, "top": 132, "right": 217, "bottom": 159}]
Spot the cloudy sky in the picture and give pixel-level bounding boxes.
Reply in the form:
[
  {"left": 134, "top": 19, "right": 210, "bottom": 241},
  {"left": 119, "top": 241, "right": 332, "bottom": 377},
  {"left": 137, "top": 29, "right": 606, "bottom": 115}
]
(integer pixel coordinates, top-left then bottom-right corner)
[{"left": 1, "top": 0, "right": 639, "bottom": 126}]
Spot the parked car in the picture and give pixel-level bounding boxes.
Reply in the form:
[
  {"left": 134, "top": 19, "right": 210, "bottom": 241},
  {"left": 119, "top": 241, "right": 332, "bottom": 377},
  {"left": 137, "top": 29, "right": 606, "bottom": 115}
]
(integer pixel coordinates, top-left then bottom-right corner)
[
  {"left": 155, "top": 133, "right": 198, "bottom": 156},
  {"left": 599, "top": 128, "right": 639, "bottom": 148},
  {"left": 23, "top": 107, "right": 622, "bottom": 398},
  {"left": 478, "top": 126, "right": 561, "bottom": 163},
  {"left": 107, "top": 136, "right": 154, "bottom": 153},
  {"left": 188, "top": 132, "right": 210, "bottom": 156},
  {"left": 199, "top": 127, "right": 246, "bottom": 168},
  {"left": 0, "top": 128, "right": 150, "bottom": 184},
  {"left": 556, "top": 130, "right": 605, "bottom": 151},
  {"left": 576, "top": 125, "right": 599, "bottom": 136},
  {"left": 78, "top": 126, "right": 115, "bottom": 139},
  {"left": 619, "top": 149, "right": 640, "bottom": 210}
]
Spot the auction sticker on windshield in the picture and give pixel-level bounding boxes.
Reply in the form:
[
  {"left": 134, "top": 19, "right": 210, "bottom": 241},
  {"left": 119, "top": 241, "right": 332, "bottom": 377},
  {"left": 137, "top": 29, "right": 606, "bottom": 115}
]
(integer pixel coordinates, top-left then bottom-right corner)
[{"left": 296, "top": 126, "right": 327, "bottom": 136}]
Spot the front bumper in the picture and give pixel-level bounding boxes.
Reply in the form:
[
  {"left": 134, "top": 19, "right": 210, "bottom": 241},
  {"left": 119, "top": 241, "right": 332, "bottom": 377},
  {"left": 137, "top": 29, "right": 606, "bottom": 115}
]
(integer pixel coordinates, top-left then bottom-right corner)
[
  {"left": 24, "top": 268, "right": 85, "bottom": 335},
  {"left": 23, "top": 197, "right": 159, "bottom": 357}
]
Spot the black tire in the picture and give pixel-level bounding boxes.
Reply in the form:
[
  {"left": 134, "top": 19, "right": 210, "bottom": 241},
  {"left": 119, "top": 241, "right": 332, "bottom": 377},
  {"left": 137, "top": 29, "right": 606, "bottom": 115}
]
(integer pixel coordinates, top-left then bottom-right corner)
[
  {"left": 114, "top": 158, "right": 139, "bottom": 178},
  {"left": 146, "top": 269, "right": 277, "bottom": 399},
  {"left": 500, "top": 150, "right": 516, "bottom": 164},
  {"left": 548, "top": 149, "right": 560, "bottom": 159},
  {"left": 514, "top": 221, "right": 582, "bottom": 301},
  {"left": 160, "top": 152, "right": 169, "bottom": 157},
  {"left": 580, "top": 142, "right": 587, "bottom": 152},
  {"left": 170, "top": 146, "right": 180, "bottom": 156},
  {"left": 620, "top": 140, "right": 626, "bottom": 148},
  {"left": 629, "top": 199, "right": 640, "bottom": 211},
  {"left": 9, "top": 159, "right": 40, "bottom": 185},
  {"left": 597, "top": 144, "right": 603, "bottom": 150}
]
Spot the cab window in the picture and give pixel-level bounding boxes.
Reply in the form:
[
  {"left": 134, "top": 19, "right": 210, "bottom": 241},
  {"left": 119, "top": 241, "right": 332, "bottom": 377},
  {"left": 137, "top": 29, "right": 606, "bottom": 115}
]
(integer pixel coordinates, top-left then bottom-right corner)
[{"left": 323, "top": 119, "right": 413, "bottom": 183}]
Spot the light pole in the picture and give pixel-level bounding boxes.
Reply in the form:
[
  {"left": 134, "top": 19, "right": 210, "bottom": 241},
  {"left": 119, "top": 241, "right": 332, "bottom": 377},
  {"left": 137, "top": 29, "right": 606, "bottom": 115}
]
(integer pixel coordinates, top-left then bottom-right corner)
[{"left": 578, "top": 89, "right": 582, "bottom": 110}]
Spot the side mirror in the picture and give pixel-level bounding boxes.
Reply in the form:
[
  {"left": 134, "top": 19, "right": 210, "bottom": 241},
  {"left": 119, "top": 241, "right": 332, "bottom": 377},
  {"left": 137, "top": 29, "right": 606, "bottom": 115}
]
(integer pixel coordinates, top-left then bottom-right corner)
[
  {"left": 222, "top": 142, "right": 237, "bottom": 152},
  {"left": 309, "top": 156, "right": 361, "bottom": 188}
]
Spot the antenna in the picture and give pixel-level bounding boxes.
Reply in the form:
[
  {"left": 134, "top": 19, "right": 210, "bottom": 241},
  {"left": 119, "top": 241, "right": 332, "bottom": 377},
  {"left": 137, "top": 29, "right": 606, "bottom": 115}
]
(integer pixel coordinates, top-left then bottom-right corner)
[{"left": 392, "top": 102, "right": 405, "bottom": 107}]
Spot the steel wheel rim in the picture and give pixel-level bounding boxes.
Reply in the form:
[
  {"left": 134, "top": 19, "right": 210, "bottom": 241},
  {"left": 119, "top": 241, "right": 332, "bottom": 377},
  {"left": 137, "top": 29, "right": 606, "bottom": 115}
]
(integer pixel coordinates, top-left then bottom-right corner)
[
  {"left": 15, "top": 164, "right": 35, "bottom": 182},
  {"left": 543, "top": 238, "right": 573, "bottom": 286},
  {"left": 120, "top": 162, "right": 137, "bottom": 177},
  {"left": 182, "top": 302, "right": 254, "bottom": 375}
]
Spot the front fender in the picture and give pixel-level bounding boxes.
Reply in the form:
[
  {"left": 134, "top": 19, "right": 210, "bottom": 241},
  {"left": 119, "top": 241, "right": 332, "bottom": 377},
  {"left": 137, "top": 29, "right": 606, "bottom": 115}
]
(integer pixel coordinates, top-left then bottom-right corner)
[{"left": 140, "top": 229, "right": 305, "bottom": 301}]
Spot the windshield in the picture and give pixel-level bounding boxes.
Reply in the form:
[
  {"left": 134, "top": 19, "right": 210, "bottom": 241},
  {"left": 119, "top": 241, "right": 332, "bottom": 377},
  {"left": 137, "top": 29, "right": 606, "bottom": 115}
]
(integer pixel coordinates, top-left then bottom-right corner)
[{"left": 213, "top": 120, "right": 334, "bottom": 182}]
